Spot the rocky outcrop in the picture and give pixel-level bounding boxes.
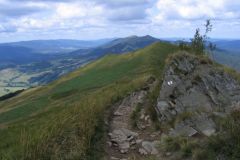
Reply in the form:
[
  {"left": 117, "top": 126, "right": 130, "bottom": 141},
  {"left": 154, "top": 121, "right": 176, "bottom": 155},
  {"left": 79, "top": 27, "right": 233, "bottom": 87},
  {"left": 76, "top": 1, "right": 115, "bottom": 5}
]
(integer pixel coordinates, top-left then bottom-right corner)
[
  {"left": 105, "top": 53, "right": 240, "bottom": 159},
  {"left": 156, "top": 53, "right": 240, "bottom": 137}
]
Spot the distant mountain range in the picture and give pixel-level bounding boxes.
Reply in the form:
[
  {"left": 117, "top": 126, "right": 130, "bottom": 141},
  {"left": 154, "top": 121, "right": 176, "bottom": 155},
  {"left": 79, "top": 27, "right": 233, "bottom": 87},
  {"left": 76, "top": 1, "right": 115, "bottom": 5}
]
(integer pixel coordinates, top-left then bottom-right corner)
[
  {"left": 214, "top": 40, "right": 240, "bottom": 53},
  {"left": 0, "top": 39, "right": 113, "bottom": 54},
  {"left": 0, "top": 46, "right": 55, "bottom": 69},
  {"left": 0, "top": 35, "right": 161, "bottom": 96},
  {"left": 70, "top": 35, "right": 161, "bottom": 56},
  {"left": 212, "top": 40, "right": 240, "bottom": 71},
  {"left": 0, "top": 39, "right": 113, "bottom": 69}
]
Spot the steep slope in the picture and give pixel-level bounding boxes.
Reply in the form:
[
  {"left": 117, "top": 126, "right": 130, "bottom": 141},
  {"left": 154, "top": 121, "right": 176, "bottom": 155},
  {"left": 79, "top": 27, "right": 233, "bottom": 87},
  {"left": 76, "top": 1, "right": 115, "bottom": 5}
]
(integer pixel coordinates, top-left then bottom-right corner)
[{"left": 0, "top": 42, "right": 178, "bottom": 159}]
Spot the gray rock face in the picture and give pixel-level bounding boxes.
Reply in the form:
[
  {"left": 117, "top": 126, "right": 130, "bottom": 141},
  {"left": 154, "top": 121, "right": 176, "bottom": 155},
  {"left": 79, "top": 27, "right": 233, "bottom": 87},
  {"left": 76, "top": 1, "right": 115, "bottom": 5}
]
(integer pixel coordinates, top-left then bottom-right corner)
[
  {"left": 169, "top": 122, "right": 198, "bottom": 137},
  {"left": 194, "top": 114, "right": 216, "bottom": 136},
  {"left": 156, "top": 54, "right": 240, "bottom": 137}
]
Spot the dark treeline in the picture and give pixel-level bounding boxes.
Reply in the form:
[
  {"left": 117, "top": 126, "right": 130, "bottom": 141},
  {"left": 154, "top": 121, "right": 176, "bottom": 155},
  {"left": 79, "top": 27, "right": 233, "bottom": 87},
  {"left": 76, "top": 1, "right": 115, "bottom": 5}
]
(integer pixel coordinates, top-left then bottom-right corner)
[{"left": 0, "top": 89, "right": 24, "bottom": 101}]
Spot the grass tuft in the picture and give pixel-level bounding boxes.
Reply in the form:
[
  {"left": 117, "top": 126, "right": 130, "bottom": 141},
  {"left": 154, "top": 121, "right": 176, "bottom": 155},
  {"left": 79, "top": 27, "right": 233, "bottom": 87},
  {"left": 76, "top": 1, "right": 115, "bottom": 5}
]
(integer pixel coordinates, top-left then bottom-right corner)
[{"left": 0, "top": 42, "right": 179, "bottom": 159}]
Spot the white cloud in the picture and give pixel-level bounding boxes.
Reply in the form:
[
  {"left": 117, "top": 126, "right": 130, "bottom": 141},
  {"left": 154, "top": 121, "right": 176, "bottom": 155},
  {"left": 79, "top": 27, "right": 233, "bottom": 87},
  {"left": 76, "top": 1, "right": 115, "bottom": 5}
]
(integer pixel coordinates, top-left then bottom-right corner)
[
  {"left": 92, "top": 0, "right": 150, "bottom": 8},
  {"left": 55, "top": 2, "right": 103, "bottom": 19},
  {"left": 0, "top": 0, "right": 240, "bottom": 41},
  {"left": 154, "top": 0, "right": 239, "bottom": 21},
  {"left": 0, "top": 0, "right": 7, "bottom": 3}
]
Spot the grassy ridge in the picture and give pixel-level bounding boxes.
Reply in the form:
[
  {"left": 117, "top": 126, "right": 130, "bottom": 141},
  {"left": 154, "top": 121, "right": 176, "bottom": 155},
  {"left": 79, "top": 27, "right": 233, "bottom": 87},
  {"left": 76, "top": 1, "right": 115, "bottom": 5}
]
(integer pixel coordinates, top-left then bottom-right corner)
[{"left": 0, "top": 42, "right": 178, "bottom": 159}]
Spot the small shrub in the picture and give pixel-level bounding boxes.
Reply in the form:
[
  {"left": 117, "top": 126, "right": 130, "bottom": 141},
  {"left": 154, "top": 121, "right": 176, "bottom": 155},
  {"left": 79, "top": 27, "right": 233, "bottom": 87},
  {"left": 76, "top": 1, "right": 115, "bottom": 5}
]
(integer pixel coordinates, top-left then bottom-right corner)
[
  {"left": 178, "top": 41, "right": 191, "bottom": 51},
  {"left": 162, "top": 136, "right": 200, "bottom": 158},
  {"left": 162, "top": 136, "right": 181, "bottom": 152},
  {"left": 181, "top": 144, "right": 192, "bottom": 157},
  {"left": 179, "top": 137, "right": 199, "bottom": 158}
]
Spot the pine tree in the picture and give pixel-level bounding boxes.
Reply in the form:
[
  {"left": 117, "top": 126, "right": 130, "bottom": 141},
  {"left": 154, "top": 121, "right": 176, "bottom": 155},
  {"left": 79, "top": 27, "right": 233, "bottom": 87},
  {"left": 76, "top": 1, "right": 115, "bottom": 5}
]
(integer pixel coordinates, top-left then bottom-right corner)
[
  {"left": 191, "top": 28, "right": 204, "bottom": 55},
  {"left": 190, "top": 20, "right": 216, "bottom": 56}
]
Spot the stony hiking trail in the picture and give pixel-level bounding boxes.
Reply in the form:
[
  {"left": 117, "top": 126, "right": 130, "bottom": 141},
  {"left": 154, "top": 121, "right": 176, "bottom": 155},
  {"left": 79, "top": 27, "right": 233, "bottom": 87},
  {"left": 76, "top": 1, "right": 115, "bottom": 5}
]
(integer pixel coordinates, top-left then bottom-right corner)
[{"left": 104, "top": 80, "right": 164, "bottom": 160}]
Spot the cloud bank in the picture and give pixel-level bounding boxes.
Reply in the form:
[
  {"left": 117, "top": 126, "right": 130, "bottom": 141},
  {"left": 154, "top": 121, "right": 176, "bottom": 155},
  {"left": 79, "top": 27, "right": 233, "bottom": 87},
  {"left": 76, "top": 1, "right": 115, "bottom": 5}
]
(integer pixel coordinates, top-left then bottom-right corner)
[{"left": 0, "top": 0, "right": 239, "bottom": 42}]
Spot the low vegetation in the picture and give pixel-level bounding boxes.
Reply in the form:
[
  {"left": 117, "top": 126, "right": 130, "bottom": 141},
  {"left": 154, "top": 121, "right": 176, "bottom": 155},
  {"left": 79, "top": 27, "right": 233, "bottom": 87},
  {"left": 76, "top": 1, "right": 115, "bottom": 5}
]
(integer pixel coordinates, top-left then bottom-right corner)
[
  {"left": 145, "top": 81, "right": 162, "bottom": 130},
  {"left": 161, "top": 136, "right": 200, "bottom": 158},
  {"left": 0, "top": 42, "right": 178, "bottom": 159},
  {"left": 203, "top": 109, "right": 240, "bottom": 159},
  {"left": 131, "top": 103, "right": 142, "bottom": 128}
]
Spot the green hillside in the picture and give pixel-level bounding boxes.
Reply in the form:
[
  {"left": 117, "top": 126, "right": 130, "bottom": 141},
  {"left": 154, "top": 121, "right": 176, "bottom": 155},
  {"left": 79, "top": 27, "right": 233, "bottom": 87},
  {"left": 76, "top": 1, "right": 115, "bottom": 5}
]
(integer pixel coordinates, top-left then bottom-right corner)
[{"left": 0, "top": 42, "right": 178, "bottom": 159}]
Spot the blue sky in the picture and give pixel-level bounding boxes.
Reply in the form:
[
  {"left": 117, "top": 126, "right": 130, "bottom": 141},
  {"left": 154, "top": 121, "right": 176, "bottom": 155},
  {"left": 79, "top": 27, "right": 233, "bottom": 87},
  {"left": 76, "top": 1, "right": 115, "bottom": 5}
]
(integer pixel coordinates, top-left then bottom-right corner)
[{"left": 0, "top": 0, "right": 239, "bottom": 42}]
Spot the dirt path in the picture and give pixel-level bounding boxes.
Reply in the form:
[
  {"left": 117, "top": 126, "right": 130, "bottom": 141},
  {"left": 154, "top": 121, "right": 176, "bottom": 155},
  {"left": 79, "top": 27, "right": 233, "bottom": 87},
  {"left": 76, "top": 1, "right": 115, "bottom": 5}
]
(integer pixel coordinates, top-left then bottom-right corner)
[{"left": 104, "top": 81, "right": 163, "bottom": 160}]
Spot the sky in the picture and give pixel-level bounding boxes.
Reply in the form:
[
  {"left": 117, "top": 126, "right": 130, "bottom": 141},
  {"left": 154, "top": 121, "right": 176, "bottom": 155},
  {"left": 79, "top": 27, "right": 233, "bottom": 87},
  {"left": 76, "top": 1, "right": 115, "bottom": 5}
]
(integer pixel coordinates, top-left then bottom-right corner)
[{"left": 0, "top": 0, "right": 239, "bottom": 42}]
